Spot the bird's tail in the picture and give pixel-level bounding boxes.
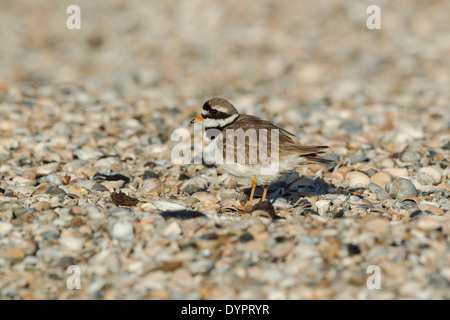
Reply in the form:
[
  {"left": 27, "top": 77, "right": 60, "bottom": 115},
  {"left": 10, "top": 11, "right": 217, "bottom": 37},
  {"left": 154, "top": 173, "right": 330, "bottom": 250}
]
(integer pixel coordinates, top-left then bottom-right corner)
[{"left": 287, "top": 145, "right": 333, "bottom": 164}]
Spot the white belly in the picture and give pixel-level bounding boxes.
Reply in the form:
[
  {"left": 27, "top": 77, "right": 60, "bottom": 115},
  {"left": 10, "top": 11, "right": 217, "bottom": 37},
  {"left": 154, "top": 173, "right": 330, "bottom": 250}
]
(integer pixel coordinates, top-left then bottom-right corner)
[{"left": 219, "top": 154, "right": 303, "bottom": 187}]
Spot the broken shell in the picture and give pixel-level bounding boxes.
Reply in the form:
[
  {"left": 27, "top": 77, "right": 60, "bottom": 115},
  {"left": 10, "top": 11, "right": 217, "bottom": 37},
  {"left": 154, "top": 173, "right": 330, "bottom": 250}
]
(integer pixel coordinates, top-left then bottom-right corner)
[
  {"left": 345, "top": 171, "right": 370, "bottom": 188},
  {"left": 101, "top": 180, "right": 125, "bottom": 191},
  {"left": 419, "top": 204, "right": 444, "bottom": 215},
  {"left": 217, "top": 190, "right": 248, "bottom": 202},
  {"left": 191, "top": 192, "right": 218, "bottom": 204},
  {"left": 418, "top": 167, "right": 442, "bottom": 184},
  {"left": 369, "top": 183, "right": 391, "bottom": 201},
  {"left": 415, "top": 172, "right": 435, "bottom": 186},
  {"left": 36, "top": 162, "right": 59, "bottom": 175},
  {"left": 386, "top": 178, "right": 418, "bottom": 200},
  {"left": 369, "top": 171, "right": 392, "bottom": 188}
]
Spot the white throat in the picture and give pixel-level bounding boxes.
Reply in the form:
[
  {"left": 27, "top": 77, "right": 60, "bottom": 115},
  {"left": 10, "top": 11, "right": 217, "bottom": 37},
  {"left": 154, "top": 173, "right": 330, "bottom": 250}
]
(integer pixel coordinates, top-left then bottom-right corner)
[{"left": 203, "top": 113, "right": 239, "bottom": 129}]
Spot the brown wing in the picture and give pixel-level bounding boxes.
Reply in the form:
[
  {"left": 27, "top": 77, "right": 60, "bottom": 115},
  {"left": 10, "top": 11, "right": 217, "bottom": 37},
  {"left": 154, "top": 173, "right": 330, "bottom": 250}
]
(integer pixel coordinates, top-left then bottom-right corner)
[{"left": 220, "top": 115, "right": 331, "bottom": 165}]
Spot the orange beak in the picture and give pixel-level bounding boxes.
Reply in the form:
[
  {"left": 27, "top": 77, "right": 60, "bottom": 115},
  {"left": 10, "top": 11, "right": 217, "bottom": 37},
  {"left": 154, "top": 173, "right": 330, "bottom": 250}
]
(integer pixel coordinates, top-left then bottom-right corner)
[{"left": 190, "top": 115, "right": 204, "bottom": 123}]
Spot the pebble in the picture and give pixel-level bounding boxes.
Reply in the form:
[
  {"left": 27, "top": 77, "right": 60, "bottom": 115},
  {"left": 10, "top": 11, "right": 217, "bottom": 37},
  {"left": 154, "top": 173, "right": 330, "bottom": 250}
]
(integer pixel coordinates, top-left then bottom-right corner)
[
  {"left": 45, "top": 186, "right": 66, "bottom": 197},
  {"left": 0, "top": 222, "right": 13, "bottom": 236},
  {"left": 400, "top": 151, "right": 421, "bottom": 163},
  {"left": 45, "top": 174, "right": 63, "bottom": 186},
  {"left": 380, "top": 158, "right": 395, "bottom": 168},
  {"left": 369, "top": 171, "right": 392, "bottom": 188},
  {"left": 191, "top": 192, "right": 218, "bottom": 204},
  {"left": 369, "top": 183, "right": 391, "bottom": 201},
  {"left": 74, "top": 149, "right": 104, "bottom": 161},
  {"left": 385, "top": 178, "right": 418, "bottom": 200},
  {"left": 142, "top": 179, "right": 158, "bottom": 192},
  {"left": 109, "top": 219, "right": 134, "bottom": 241},
  {"left": 143, "top": 171, "right": 159, "bottom": 180},
  {"left": 152, "top": 201, "right": 186, "bottom": 211},
  {"left": 315, "top": 200, "right": 330, "bottom": 216},
  {"left": 385, "top": 168, "right": 409, "bottom": 178},
  {"left": 0, "top": 248, "right": 25, "bottom": 261},
  {"left": 35, "top": 224, "right": 60, "bottom": 240},
  {"left": 162, "top": 221, "right": 182, "bottom": 237},
  {"left": 418, "top": 167, "right": 441, "bottom": 184},
  {"left": 416, "top": 216, "right": 443, "bottom": 232},
  {"left": 415, "top": 172, "right": 435, "bottom": 186},
  {"left": 346, "top": 171, "right": 370, "bottom": 188},
  {"left": 59, "top": 236, "right": 84, "bottom": 251},
  {"left": 189, "top": 259, "right": 215, "bottom": 275}
]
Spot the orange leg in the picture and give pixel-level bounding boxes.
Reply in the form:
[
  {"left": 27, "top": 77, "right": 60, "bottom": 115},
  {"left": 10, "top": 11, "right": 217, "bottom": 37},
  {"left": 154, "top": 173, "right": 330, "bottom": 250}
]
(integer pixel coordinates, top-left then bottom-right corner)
[
  {"left": 261, "top": 185, "right": 269, "bottom": 202},
  {"left": 248, "top": 177, "right": 257, "bottom": 206}
]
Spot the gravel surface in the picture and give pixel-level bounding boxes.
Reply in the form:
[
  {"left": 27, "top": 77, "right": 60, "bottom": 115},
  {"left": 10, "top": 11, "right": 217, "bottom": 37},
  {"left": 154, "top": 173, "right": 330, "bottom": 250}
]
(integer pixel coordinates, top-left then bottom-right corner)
[{"left": 1, "top": 0, "right": 450, "bottom": 300}]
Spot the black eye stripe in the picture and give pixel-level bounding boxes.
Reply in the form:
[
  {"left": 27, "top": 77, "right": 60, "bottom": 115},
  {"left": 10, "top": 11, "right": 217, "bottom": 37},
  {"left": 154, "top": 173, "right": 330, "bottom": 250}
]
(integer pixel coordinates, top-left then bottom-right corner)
[{"left": 203, "top": 111, "right": 230, "bottom": 119}]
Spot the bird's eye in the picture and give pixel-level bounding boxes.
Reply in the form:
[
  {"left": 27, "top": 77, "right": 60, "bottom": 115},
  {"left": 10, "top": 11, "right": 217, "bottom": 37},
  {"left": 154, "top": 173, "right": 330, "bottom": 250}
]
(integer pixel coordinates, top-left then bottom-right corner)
[{"left": 211, "top": 109, "right": 217, "bottom": 115}]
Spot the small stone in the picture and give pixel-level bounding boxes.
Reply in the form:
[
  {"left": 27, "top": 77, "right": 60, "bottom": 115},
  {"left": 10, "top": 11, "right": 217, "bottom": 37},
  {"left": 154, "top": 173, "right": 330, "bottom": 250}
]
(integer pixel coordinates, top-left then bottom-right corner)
[
  {"left": 109, "top": 219, "right": 134, "bottom": 241},
  {"left": 369, "top": 172, "right": 392, "bottom": 188},
  {"left": 92, "top": 183, "right": 109, "bottom": 192},
  {"left": 399, "top": 151, "right": 421, "bottom": 163},
  {"left": 0, "top": 222, "right": 13, "bottom": 236},
  {"left": 415, "top": 172, "right": 435, "bottom": 186},
  {"left": 22, "top": 168, "right": 37, "bottom": 180},
  {"left": 143, "top": 171, "right": 159, "bottom": 179},
  {"left": 67, "top": 185, "right": 89, "bottom": 197},
  {"left": 189, "top": 259, "right": 214, "bottom": 275},
  {"left": 385, "top": 168, "right": 409, "bottom": 178},
  {"left": 74, "top": 149, "right": 104, "bottom": 160},
  {"left": 363, "top": 216, "right": 390, "bottom": 235},
  {"left": 380, "top": 158, "right": 395, "bottom": 168},
  {"left": 153, "top": 201, "right": 186, "bottom": 211},
  {"left": 191, "top": 192, "right": 218, "bottom": 204},
  {"left": 59, "top": 236, "right": 83, "bottom": 251},
  {"left": 339, "top": 119, "right": 362, "bottom": 134},
  {"left": 36, "top": 224, "right": 60, "bottom": 239},
  {"left": 315, "top": 200, "right": 330, "bottom": 216},
  {"left": 416, "top": 216, "right": 442, "bottom": 231},
  {"left": 0, "top": 248, "right": 25, "bottom": 261},
  {"left": 162, "top": 221, "right": 182, "bottom": 237},
  {"left": 12, "top": 176, "right": 36, "bottom": 187},
  {"left": 386, "top": 178, "right": 418, "bottom": 200},
  {"left": 418, "top": 167, "right": 441, "bottom": 184},
  {"left": 61, "top": 175, "right": 71, "bottom": 185},
  {"left": 346, "top": 171, "right": 370, "bottom": 188},
  {"left": 45, "top": 186, "right": 66, "bottom": 197},
  {"left": 141, "top": 179, "right": 158, "bottom": 192},
  {"left": 347, "top": 244, "right": 361, "bottom": 256},
  {"left": 437, "top": 182, "right": 450, "bottom": 192},
  {"left": 182, "top": 184, "right": 202, "bottom": 195},
  {"left": 369, "top": 183, "right": 391, "bottom": 201},
  {"left": 45, "top": 174, "right": 63, "bottom": 186}
]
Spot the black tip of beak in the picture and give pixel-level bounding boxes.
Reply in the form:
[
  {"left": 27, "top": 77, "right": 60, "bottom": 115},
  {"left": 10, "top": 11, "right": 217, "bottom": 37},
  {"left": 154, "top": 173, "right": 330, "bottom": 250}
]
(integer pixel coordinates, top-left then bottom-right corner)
[{"left": 190, "top": 118, "right": 196, "bottom": 124}]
